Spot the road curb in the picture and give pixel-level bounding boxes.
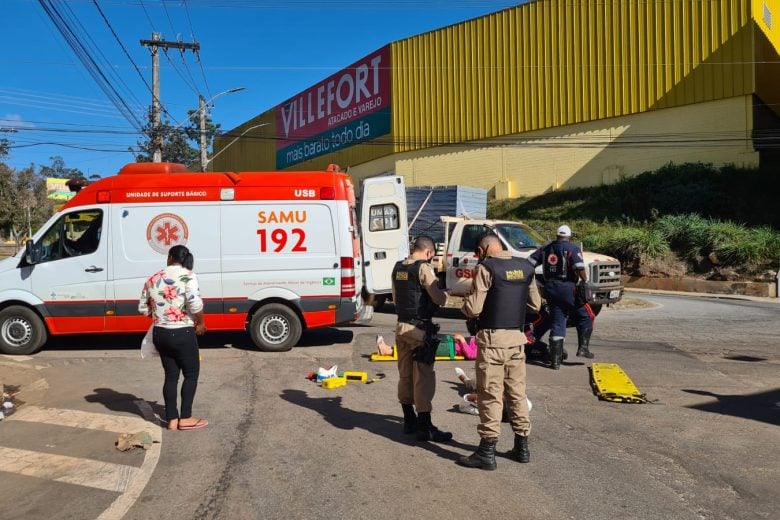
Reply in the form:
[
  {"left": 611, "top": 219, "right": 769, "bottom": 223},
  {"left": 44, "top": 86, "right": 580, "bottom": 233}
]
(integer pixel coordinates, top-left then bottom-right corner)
[{"left": 624, "top": 287, "right": 780, "bottom": 304}]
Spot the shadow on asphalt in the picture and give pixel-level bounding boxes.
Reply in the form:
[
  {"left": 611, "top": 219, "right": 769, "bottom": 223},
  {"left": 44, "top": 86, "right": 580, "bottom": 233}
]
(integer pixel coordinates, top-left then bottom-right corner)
[
  {"left": 279, "top": 389, "right": 477, "bottom": 461},
  {"left": 84, "top": 387, "right": 166, "bottom": 421},
  {"left": 43, "top": 327, "right": 354, "bottom": 353},
  {"left": 682, "top": 388, "right": 780, "bottom": 426}
]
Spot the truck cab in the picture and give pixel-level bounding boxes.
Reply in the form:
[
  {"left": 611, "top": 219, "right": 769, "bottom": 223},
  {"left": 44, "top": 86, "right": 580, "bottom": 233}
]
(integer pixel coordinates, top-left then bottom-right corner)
[{"left": 439, "top": 217, "right": 623, "bottom": 314}]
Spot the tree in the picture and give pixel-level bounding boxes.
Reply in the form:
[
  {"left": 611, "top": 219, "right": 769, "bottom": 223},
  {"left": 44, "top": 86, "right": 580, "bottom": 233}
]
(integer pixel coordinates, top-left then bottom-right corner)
[
  {"left": 0, "top": 163, "right": 54, "bottom": 245},
  {"left": 0, "top": 138, "right": 9, "bottom": 160},
  {"left": 132, "top": 106, "right": 221, "bottom": 169},
  {"left": 39, "top": 155, "right": 85, "bottom": 180}
]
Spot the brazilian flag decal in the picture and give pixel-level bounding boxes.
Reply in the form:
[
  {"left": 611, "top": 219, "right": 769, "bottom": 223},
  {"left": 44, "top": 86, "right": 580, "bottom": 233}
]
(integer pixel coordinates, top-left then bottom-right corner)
[{"left": 322, "top": 277, "right": 336, "bottom": 286}]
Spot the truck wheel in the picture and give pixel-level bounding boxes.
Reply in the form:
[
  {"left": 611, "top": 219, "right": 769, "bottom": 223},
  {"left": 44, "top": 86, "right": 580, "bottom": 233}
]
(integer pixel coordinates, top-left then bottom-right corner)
[
  {"left": 372, "top": 294, "right": 387, "bottom": 312},
  {"left": 249, "top": 303, "right": 302, "bottom": 352},
  {"left": 0, "top": 306, "right": 47, "bottom": 355}
]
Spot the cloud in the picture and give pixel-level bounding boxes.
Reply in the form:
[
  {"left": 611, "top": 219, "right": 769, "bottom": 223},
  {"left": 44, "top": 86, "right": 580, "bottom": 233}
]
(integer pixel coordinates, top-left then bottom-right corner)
[{"left": 0, "top": 114, "right": 36, "bottom": 130}]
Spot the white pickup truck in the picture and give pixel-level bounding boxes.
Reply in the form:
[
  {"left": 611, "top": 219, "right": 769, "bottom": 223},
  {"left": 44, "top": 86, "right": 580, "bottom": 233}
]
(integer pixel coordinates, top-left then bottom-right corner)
[
  {"left": 436, "top": 216, "right": 623, "bottom": 315},
  {"left": 370, "top": 216, "right": 624, "bottom": 317}
]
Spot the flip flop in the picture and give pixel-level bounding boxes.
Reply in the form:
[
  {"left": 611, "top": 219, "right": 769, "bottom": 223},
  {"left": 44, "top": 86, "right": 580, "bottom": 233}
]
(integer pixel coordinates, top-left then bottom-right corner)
[{"left": 178, "top": 419, "right": 208, "bottom": 430}]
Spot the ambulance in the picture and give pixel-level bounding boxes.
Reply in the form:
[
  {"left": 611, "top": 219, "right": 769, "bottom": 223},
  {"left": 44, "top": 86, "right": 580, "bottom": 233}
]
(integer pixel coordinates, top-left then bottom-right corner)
[{"left": 0, "top": 162, "right": 407, "bottom": 355}]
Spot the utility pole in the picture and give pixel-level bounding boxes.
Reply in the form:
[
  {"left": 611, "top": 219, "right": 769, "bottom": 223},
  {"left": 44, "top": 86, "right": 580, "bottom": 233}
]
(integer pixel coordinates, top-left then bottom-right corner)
[
  {"left": 140, "top": 33, "right": 200, "bottom": 163},
  {"left": 199, "top": 95, "right": 208, "bottom": 171}
]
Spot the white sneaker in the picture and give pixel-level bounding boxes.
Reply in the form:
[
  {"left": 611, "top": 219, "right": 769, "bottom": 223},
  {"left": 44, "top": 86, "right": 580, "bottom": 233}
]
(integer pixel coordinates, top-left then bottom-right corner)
[
  {"left": 527, "top": 397, "right": 533, "bottom": 412},
  {"left": 376, "top": 335, "right": 384, "bottom": 347},
  {"left": 454, "top": 367, "right": 466, "bottom": 380}
]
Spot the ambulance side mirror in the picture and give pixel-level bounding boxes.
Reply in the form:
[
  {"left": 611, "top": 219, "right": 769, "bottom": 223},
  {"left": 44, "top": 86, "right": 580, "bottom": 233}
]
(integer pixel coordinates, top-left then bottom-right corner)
[{"left": 24, "top": 240, "right": 40, "bottom": 265}]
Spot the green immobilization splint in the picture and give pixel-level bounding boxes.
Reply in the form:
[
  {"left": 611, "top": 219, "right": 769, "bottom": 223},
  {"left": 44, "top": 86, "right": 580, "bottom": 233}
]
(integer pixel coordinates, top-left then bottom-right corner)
[{"left": 590, "top": 363, "right": 649, "bottom": 404}]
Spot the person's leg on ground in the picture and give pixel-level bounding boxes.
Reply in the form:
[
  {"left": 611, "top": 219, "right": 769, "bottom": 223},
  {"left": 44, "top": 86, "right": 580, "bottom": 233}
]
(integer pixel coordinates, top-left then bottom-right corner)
[
  {"left": 153, "top": 327, "right": 182, "bottom": 429},
  {"left": 413, "top": 354, "right": 451, "bottom": 442},
  {"left": 575, "top": 303, "right": 596, "bottom": 358},
  {"left": 458, "top": 336, "right": 505, "bottom": 470},
  {"left": 504, "top": 345, "right": 531, "bottom": 462},
  {"left": 396, "top": 335, "right": 417, "bottom": 434},
  {"left": 175, "top": 328, "right": 200, "bottom": 420}
]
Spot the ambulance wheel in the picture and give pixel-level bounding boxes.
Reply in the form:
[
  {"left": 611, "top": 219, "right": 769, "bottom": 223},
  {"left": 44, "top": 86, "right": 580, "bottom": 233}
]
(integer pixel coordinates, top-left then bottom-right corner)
[
  {"left": 0, "top": 306, "right": 47, "bottom": 355},
  {"left": 250, "top": 304, "right": 302, "bottom": 352}
]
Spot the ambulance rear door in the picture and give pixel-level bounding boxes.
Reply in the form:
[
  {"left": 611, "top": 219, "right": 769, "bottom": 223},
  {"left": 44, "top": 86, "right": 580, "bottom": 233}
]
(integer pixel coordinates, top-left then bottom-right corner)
[{"left": 360, "top": 175, "right": 408, "bottom": 295}]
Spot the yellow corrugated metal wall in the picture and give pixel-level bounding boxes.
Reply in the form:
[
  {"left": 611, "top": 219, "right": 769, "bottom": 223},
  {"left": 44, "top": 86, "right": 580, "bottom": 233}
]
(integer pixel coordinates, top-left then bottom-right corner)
[
  {"left": 390, "top": 0, "right": 755, "bottom": 154},
  {"left": 753, "top": 0, "right": 780, "bottom": 117},
  {"left": 754, "top": 0, "right": 780, "bottom": 52},
  {"left": 214, "top": 0, "right": 763, "bottom": 172}
]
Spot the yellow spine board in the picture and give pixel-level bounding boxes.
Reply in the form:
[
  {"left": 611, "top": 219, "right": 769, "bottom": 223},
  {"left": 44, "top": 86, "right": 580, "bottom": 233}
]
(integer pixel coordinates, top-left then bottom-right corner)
[
  {"left": 590, "top": 363, "right": 649, "bottom": 404},
  {"left": 370, "top": 345, "right": 465, "bottom": 362}
]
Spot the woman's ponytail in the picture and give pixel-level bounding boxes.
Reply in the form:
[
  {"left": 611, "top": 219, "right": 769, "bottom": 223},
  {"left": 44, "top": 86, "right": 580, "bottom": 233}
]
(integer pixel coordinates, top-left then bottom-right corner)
[
  {"left": 168, "top": 245, "right": 195, "bottom": 270},
  {"left": 182, "top": 252, "right": 194, "bottom": 270}
]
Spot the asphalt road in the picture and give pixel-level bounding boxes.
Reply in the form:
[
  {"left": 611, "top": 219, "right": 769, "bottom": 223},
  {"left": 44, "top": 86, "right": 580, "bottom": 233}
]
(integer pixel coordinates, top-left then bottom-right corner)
[{"left": 0, "top": 294, "right": 778, "bottom": 520}]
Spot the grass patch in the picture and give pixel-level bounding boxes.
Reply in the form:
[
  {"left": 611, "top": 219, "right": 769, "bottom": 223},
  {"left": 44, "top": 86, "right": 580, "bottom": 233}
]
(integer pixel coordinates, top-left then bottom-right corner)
[{"left": 487, "top": 163, "right": 780, "bottom": 277}]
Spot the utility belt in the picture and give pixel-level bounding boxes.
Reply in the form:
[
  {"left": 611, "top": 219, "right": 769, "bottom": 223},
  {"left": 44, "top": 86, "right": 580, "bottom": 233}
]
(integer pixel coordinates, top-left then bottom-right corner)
[
  {"left": 468, "top": 317, "right": 522, "bottom": 334},
  {"left": 400, "top": 318, "right": 435, "bottom": 332},
  {"left": 400, "top": 318, "right": 440, "bottom": 365}
]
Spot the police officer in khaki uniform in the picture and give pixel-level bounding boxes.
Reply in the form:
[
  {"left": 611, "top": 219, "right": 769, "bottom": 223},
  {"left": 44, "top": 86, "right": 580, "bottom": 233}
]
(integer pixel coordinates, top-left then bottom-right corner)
[
  {"left": 457, "top": 234, "right": 541, "bottom": 470},
  {"left": 391, "top": 235, "right": 452, "bottom": 443}
]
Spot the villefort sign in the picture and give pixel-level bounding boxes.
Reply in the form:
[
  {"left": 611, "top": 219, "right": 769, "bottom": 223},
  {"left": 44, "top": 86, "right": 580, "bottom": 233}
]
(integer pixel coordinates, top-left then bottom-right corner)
[{"left": 274, "top": 46, "right": 391, "bottom": 168}]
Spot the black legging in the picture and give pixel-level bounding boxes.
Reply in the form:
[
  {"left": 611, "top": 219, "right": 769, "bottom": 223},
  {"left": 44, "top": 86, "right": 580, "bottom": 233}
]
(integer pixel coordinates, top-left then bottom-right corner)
[{"left": 153, "top": 326, "right": 200, "bottom": 421}]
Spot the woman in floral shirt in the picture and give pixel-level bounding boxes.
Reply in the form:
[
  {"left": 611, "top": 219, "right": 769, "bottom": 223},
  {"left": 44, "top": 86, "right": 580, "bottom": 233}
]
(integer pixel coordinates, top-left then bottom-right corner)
[{"left": 139, "top": 245, "right": 208, "bottom": 431}]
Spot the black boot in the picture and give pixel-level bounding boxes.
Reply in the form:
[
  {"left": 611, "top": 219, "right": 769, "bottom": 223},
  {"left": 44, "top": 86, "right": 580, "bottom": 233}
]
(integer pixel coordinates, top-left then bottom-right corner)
[
  {"left": 402, "top": 404, "right": 417, "bottom": 435},
  {"left": 549, "top": 338, "right": 563, "bottom": 370},
  {"left": 416, "top": 412, "right": 453, "bottom": 443},
  {"left": 511, "top": 434, "right": 530, "bottom": 463},
  {"left": 576, "top": 328, "right": 595, "bottom": 359},
  {"left": 562, "top": 347, "right": 569, "bottom": 361},
  {"left": 457, "top": 438, "right": 497, "bottom": 470},
  {"left": 528, "top": 340, "right": 549, "bottom": 361}
]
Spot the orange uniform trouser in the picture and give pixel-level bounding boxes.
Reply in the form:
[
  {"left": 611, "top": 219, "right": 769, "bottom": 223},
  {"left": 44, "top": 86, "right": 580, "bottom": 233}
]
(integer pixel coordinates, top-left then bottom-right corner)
[
  {"left": 396, "top": 334, "right": 436, "bottom": 413},
  {"left": 475, "top": 331, "right": 531, "bottom": 439}
]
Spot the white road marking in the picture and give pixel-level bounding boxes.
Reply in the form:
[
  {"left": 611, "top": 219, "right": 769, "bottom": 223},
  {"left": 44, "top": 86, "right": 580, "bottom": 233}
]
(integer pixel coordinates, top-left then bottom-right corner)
[
  {"left": 5, "top": 403, "right": 163, "bottom": 520},
  {"left": 9, "top": 406, "right": 161, "bottom": 442},
  {"left": 96, "top": 400, "right": 163, "bottom": 520},
  {"left": 0, "top": 446, "right": 139, "bottom": 492}
]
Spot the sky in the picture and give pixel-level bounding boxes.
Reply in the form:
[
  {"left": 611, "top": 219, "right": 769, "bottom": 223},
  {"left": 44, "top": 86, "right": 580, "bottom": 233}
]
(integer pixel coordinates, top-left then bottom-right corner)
[{"left": 1, "top": 0, "right": 523, "bottom": 177}]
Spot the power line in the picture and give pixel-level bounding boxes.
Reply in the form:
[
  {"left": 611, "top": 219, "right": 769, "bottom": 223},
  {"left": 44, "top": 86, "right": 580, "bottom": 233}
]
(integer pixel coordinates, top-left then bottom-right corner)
[
  {"left": 37, "top": 0, "right": 145, "bottom": 131},
  {"left": 182, "top": 0, "right": 213, "bottom": 99},
  {"left": 159, "top": 0, "right": 205, "bottom": 97}
]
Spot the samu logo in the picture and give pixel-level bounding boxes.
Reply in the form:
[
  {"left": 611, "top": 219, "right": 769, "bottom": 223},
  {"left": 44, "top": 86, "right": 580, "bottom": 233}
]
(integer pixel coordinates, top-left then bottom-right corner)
[{"left": 294, "top": 189, "right": 316, "bottom": 198}]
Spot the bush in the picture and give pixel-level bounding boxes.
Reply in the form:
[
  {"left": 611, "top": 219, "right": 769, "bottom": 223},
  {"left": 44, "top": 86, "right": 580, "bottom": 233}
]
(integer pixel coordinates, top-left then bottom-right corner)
[
  {"left": 584, "top": 227, "right": 670, "bottom": 265},
  {"left": 654, "top": 214, "right": 711, "bottom": 260},
  {"left": 487, "top": 162, "right": 780, "bottom": 229},
  {"left": 714, "top": 225, "right": 780, "bottom": 268},
  {"left": 486, "top": 162, "right": 780, "bottom": 276}
]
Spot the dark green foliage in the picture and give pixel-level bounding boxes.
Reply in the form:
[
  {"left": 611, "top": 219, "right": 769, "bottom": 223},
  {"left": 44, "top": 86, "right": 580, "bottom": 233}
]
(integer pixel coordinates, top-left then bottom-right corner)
[
  {"left": 490, "top": 162, "right": 780, "bottom": 229},
  {"left": 488, "top": 163, "right": 780, "bottom": 273},
  {"left": 583, "top": 227, "right": 670, "bottom": 265}
]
